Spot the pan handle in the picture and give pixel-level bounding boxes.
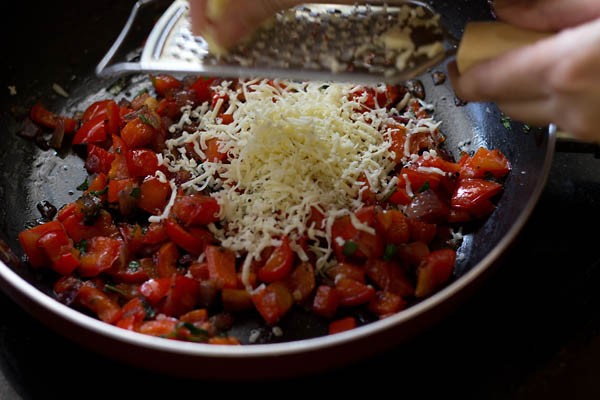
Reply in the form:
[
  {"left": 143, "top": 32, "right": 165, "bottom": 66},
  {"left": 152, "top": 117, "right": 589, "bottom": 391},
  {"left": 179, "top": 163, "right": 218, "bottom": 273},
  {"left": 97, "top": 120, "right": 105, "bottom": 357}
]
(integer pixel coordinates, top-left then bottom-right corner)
[{"left": 96, "top": 0, "right": 172, "bottom": 77}]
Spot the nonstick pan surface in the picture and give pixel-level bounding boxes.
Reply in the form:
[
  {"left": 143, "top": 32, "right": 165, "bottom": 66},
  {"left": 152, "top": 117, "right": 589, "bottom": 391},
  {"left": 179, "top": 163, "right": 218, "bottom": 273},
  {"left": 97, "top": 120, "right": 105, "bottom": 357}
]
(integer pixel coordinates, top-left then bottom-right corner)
[{"left": 0, "top": 0, "right": 555, "bottom": 379}]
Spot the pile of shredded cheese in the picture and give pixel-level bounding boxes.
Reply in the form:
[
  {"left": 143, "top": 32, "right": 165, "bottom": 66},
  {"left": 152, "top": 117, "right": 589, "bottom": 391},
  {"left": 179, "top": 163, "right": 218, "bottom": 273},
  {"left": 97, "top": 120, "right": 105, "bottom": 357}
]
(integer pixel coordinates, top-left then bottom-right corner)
[{"left": 156, "top": 79, "right": 442, "bottom": 288}]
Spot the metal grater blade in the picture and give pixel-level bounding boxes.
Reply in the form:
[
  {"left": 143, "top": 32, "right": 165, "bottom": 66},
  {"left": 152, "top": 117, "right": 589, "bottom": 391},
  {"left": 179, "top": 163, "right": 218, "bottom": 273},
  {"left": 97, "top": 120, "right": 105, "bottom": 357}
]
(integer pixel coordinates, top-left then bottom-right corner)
[{"left": 97, "top": 0, "right": 458, "bottom": 84}]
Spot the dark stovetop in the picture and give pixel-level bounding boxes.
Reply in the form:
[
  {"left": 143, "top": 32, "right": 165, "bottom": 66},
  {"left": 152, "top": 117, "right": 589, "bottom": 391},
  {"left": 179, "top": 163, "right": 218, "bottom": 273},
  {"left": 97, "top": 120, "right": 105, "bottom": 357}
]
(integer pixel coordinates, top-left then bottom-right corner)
[{"left": 0, "top": 150, "right": 599, "bottom": 399}]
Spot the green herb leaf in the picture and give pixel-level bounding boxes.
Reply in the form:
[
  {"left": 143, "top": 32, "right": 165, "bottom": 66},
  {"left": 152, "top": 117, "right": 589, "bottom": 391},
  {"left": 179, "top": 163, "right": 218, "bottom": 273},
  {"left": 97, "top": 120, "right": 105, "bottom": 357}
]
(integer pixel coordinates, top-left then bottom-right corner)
[
  {"left": 89, "top": 187, "right": 108, "bottom": 197},
  {"left": 138, "top": 114, "right": 151, "bottom": 125},
  {"left": 75, "top": 240, "right": 88, "bottom": 254},
  {"left": 104, "top": 284, "right": 128, "bottom": 297},
  {"left": 76, "top": 179, "right": 89, "bottom": 191},
  {"left": 128, "top": 260, "right": 140, "bottom": 271},
  {"left": 130, "top": 187, "right": 141, "bottom": 199},
  {"left": 342, "top": 240, "right": 359, "bottom": 257},
  {"left": 141, "top": 298, "right": 156, "bottom": 320},
  {"left": 383, "top": 244, "right": 397, "bottom": 261},
  {"left": 418, "top": 181, "right": 430, "bottom": 193},
  {"left": 501, "top": 115, "right": 512, "bottom": 129},
  {"left": 176, "top": 322, "right": 210, "bottom": 342}
]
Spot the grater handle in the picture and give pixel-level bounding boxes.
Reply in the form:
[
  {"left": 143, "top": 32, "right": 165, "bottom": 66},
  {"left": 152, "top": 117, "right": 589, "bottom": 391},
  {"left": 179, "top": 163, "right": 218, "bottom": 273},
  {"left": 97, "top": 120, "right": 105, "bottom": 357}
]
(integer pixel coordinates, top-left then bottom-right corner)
[
  {"left": 96, "top": 0, "right": 171, "bottom": 78},
  {"left": 456, "top": 21, "right": 553, "bottom": 73}
]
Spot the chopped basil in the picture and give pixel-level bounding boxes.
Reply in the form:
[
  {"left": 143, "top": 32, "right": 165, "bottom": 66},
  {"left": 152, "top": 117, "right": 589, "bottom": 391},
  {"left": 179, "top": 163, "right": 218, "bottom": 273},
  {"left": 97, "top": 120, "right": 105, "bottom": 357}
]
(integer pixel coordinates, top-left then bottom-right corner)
[
  {"left": 138, "top": 114, "right": 151, "bottom": 125},
  {"left": 130, "top": 187, "right": 141, "bottom": 199},
  {"left": 501, "top": 115, "right": 512, "bottom": 129},
  {"left": 418, "top": 181, "right": 430, "bottom": 193},
  {"left": 128, "top": 260, "right": 141, "bottom": 271},
  {"left": 89, "top": 187, "right": 108, "bottom": 197},
  {"left": 342, "top": 240, "right": 359, "bottom": 257},
  {"left": 141, "top": 298, "right": 156, "bottom": 320},
  {"left": 104, "top": 284, "right": 128, "bottom": 297},
  {"left": 76, "top": 179, "right": 89, "bottom": 191},
  {"left": 176, "top": 322, "right": 209, "bottom": 342},
  {"left": 75, "top": 240, "right": 88, "bottom": 254},
  {"left": 383, "top": 244, "right": 397, "bottom": 261}
]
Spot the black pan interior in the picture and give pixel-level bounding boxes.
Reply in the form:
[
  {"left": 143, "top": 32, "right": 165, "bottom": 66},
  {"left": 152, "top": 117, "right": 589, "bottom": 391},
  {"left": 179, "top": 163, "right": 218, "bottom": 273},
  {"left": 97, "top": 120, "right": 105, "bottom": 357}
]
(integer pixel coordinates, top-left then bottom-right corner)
[{"left": 0, "top": 0, "right": 552, "bottom": 344}]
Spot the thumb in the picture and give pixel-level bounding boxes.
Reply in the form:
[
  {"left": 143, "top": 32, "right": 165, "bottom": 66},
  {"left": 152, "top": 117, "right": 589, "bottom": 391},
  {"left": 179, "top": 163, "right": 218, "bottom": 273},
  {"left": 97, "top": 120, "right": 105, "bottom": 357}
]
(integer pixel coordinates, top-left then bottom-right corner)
[{"left": 188, "top": 0, "right": 304, "bottom": 51}]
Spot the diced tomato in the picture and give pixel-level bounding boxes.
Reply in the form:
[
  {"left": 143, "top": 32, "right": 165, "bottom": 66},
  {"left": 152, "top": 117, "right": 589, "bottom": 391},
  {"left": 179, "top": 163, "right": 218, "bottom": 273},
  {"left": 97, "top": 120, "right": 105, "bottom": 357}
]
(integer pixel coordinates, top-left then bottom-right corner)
[
  {"left": 388, "top": 187, "right": 412, "bottom": 206},
  {"left": 396, "top": 241, "right": 430, "bottom": 267},
  {"left": 331, "top": 212, "right": 383, "bottom": 261},
  {"left": 219, "top": 113, "right": 234, "bottom": 125},
  {"left": 312, "top": 285, "right": 339, "bottom": 318},
  {"left": 76, "top": 284, "right": 122, "bottom": 323},
  {"left": 116, "top": 297, "right": 149, "bottom": 331},
  {"left": 151, "top": 74, "right": 182, "bottom": 97},
  {"left": 37, "top": 229, "right": 80, "bottom": 275},
  {"left": 140, "top": 278, "right": 171, "bottom": 304},
  {"left": 18, "top": 220, "right": 65, "bottom": 268},
  {"left": 137, "top": 177, "right": 171, "bottom": 215},
  {"left": 126, "top": 149, "right": 160, "bottom": 178},
  {"left": 251, "top": 282, "right": 293, "bottom": 325},
  {"left": 120, "top": 117, "right": 157, "bottom": 149},
  {"left": 156, "top": 242, "right": 179, "bottom": 278},
  {"left": 143, "top": 222, "right": 169, "bottom": 245},
  {"left": 107, "top": 179, "right": 138, "bottom": 216},
  {"left": 110, "top": 257, "right": 155, "bottom": 284},
  {"left": 203, "top": 138, "right": 228, "bottom": 162},
  {"left": 188, "top": 262, "right": 210, "bottom": 281},
  {"left": 221, "top": 288, "right": 253, "bottom": 312},
  {"left": 62, "top": 209, "right": 118, "bottom": 243},
  {"left": 335, "top": 277, "right": 376, "bottom": 307},
  {"left": 108, "top": 135, "right": 131, "bottom": 180},
  {"left": 180, "top": 309, "right": 208, "bottom": 323},
  {"left": 82, "top": 99, "right": 121, "bottom": 135},
  {"left": 161, "top": 275, "right": 201, "bottom": 317},
  {"left": 30, "top": 103, "right": 77, "bottom": 133},
  {"left": 85, "top": 145, "right": 115, "bottom": 175},
  {"left": 171, "top": 193, "right": 220, "bottom": 226},
  {"left": 139, "top": 319, "right": 177, "bottom": 337},
  {"left": 329, "top": 316, "right": 357, "bottom": 335},
  {"left": 156, "top": 98, "right": 181, "bottom": 119},
  {"left": 451, "top": 178, "right": 503, "bottom": 211},
  {"left": 208, "top": 337, "right": 241, "bottom": 345},
  {"left": 460, "top": 147, "right": 510, "bottom": 179},
  {"left": 73, "top": 115, "right": 108, "bottom": 145},
  {"left": 165, "top": 219, "right": 209, "bottom": 255},
  {"left": 375, "top": 208, "right": 410, "bottom": 245},
  {"left": 415, "top": 248, "right": 456, "bottom": 298},
  {"left": 205, "top": 245, "right": 238, "bottom": 289},
  {"left": 388, "top": 125, "right": 407, "bottom": 163},
  {"left": 258, "top": 236, "right": 294, "bottom": 283},
  {"left": 327, "top": 262, "right": 366, "bottom": 283},
  {"left": 368, "top": 291, "right": 406, "bottom": 318},
  {"left": 78, "top": 236, "right": 122, "bottom": 277},
  {"left": 405, "top": 189, "right": 450, "bottom": 224},
  {"left": 191, "top": 77, "right": 216, "bottom": 103},
  {"left": 407, "top": 218, "right": 437, "bottom": 244},
  {"left": 284, "top": 262, "right": 316, "bottom": 303},
  {"left": 365, "top": 259, "right": 415, "bottom": 297}
]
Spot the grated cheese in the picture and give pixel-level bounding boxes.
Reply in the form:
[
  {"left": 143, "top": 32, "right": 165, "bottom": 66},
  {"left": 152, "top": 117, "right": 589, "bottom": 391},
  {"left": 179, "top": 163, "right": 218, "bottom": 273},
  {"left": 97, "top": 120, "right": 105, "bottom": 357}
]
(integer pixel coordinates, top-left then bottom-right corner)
[{"left": 160, "top": 79, "right": 441, "bottom": 289}]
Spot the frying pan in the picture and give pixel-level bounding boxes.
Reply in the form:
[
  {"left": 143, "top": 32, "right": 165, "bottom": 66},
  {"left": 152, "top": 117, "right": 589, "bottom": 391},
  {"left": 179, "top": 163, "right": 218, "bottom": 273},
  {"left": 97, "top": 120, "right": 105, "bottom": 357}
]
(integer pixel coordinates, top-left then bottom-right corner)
[{"left": 0, "top": 0, "right": 555, "bottom": 379}]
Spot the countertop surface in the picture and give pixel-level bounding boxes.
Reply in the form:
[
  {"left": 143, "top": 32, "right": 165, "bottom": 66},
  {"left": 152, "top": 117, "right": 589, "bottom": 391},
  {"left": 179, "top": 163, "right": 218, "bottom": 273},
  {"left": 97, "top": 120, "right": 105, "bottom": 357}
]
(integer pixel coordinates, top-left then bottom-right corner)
[{"left": 0, "top": 151, "right": 599, "bottom": 399}]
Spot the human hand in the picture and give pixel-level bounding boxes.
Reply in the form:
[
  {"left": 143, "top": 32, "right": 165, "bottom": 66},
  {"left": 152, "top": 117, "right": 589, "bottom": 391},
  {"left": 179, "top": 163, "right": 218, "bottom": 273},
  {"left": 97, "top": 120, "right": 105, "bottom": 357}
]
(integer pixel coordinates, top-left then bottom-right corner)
[
  {"left": 449, "top": 0, "right": 600, "bottom": 141},
  {"left": 188, "top": 0, "right": 356, "bottom": 54}
]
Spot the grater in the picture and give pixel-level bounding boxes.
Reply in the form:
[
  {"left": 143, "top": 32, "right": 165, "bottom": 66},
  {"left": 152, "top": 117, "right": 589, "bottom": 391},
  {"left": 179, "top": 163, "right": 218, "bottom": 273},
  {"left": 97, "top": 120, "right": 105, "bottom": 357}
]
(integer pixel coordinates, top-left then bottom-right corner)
[{"left": 96, "top": 0, "right": 458, "bottom": 85}]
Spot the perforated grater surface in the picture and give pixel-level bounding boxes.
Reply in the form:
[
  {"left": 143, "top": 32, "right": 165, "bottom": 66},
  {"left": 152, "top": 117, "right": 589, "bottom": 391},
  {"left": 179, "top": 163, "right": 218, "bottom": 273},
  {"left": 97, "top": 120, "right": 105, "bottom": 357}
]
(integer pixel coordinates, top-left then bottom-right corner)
[{"left": 96, "top": 0, "right": 458, "bottom": 84}]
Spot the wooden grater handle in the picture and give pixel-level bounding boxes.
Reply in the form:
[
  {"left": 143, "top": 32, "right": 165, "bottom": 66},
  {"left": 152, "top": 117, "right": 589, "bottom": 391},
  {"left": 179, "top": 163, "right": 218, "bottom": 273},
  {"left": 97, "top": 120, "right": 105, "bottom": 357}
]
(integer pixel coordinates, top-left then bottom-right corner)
[{"left": 456, "top": 21, "right": 552, "bottom": 74}]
